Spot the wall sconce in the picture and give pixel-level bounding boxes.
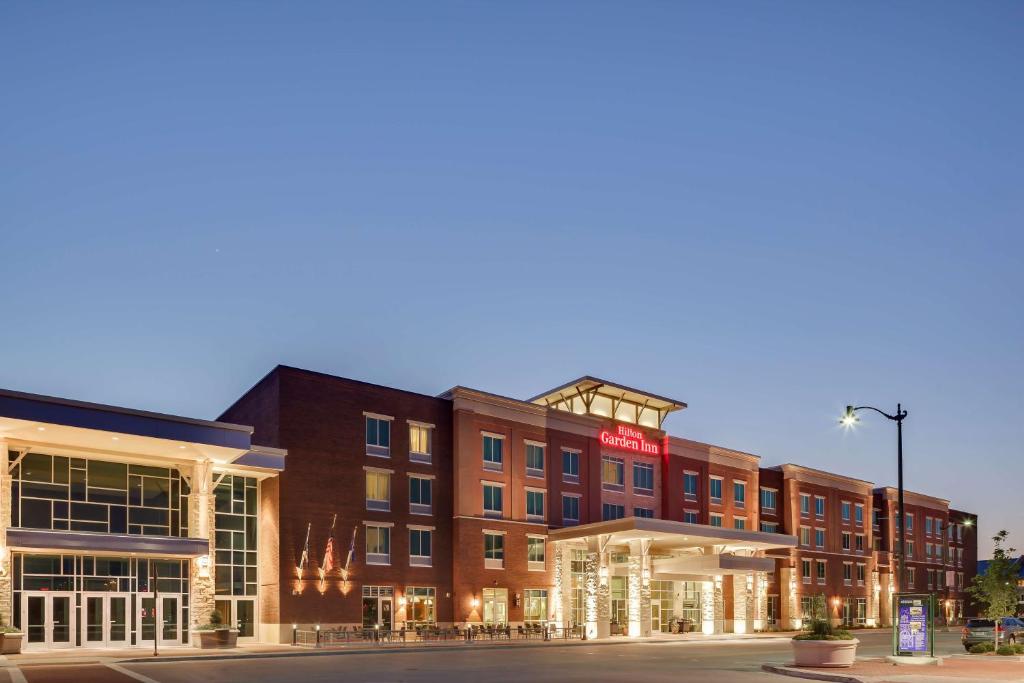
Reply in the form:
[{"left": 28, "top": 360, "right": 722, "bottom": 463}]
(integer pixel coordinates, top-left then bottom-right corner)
[
  {"left": 832, "top": 597, "right": 841, "bottom": 608},
  {"left": 196, "top": 554, "right": 211, "bottom": 579},
  {"left": 471, "top": 597, "right": 480, "bottom": 608},
  {"left": 513, "top": 592, "right": 521, "bottom": 607},
  {"left": 399, "top": 596, "right": 407, "bottom": 607}
]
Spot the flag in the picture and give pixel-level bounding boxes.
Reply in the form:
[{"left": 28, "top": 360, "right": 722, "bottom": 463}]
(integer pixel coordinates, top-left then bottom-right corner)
[
  {"left": 342, "top": 524, "right": 358, "bottom": 580},
  {"left": 298, "top": 522, "right": 311, "bottom": 577},
  {"left": 319, "top": 514, "right": 337, "bottom": 591}
]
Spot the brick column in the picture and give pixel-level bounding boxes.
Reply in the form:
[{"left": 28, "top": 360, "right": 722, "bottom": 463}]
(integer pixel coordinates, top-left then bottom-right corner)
[
  {"left": 189, "top": 460, "right": 216, "bottom": 634},
  {"left": 0, "top": 441, "right": 11, "bottom": 627},
  {"left": 779, "top": 566, "right": 800, "bottom": 629}
]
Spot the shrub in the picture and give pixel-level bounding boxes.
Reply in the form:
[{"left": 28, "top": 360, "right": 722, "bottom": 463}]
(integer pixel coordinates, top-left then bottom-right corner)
[
  {"left": 792, "top": 595, "right": 856, "bottom": 641},
  {"left": 969, "top": 641, "right": 994, "bottom": 654},
  {"left": 996, "top": 643, "right": 1024, "bottom": 656}
]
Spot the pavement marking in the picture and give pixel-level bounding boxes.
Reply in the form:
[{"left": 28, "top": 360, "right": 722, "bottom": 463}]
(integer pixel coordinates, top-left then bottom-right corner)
[
  {"left": 105, "top": 663, "right": 161, "bottom": 683},
  {"left": 6, "top": 666, "right": 27, "bottom": 683}
]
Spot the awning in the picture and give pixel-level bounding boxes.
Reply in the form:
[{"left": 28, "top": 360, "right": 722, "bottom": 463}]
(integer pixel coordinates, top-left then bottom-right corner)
[{"left": 7, "top": 528, "right": 210, "bottom": 557}]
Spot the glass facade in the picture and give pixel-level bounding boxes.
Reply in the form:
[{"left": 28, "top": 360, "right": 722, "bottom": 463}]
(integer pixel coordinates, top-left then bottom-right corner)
[{"left": 214, "top": 474, "right": 258, "bottom": 597}]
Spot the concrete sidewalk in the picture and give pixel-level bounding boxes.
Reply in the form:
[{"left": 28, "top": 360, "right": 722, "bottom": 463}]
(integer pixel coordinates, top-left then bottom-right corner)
[{"left": 763, "top": 656, "right": 1024, "bottom": 683}]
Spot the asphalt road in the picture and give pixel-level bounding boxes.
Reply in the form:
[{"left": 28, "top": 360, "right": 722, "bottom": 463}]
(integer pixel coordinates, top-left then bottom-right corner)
[{"left": 11, "top": 630, "right": 968, "bottom": 683}]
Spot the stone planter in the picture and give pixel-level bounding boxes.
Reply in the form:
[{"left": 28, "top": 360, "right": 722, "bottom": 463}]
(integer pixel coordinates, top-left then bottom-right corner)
[
  {"left": 193, "top": 628, "right": 239, "bottom": 649},
  {"left": 0, "top": 632, "right": 23, "bottom": 655},
  {"left": 791, "top": 638, "right": 859, "bottom": 668}
]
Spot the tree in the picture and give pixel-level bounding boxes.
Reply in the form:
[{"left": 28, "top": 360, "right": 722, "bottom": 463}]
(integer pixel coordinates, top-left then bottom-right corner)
[{"left": 968, "top": 530, "right": 1021, "bottom": 647}]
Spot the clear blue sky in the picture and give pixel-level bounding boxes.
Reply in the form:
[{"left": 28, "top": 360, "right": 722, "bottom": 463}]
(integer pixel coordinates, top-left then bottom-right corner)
[{"left": 2, "top": 2, "right": 1021, "bottom": 556}]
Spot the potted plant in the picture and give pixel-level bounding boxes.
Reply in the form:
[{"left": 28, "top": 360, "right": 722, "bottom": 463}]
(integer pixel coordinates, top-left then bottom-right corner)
[
  {"left": 0, "top": 624, "right": 23, "bottom": 655},
  {"left": 791, "top": 595, "right": 858, "bottom": 668},
  {"left": 192, "top": 609, "right": 239, "bottom": 649}
]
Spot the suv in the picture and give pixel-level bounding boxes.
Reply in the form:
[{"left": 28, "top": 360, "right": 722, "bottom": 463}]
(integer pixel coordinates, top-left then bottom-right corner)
[{"left": 961, "top": 617, "right": 1024, "bottom": 650}]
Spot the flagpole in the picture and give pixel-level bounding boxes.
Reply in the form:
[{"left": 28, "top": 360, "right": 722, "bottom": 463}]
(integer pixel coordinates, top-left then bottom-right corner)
[
  {"left": 298, "top": 522, "right": 311, "bottom": 578},
  {"left": 319, "top": 514, "right": 337, "bottom": 592}
]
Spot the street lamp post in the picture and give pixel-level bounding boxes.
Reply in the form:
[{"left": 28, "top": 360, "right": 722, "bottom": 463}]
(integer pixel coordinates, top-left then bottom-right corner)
[{"left": 841, "top": 403, "right": 909, "bottom": 594}]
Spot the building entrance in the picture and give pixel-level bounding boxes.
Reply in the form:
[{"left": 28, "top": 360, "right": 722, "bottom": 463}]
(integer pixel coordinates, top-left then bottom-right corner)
[
  {"left": 82, "top": 593, "right": 131, "bottom": 647},
  {"left": 23, "top": 592, "right": 75, "bottom": 649}
]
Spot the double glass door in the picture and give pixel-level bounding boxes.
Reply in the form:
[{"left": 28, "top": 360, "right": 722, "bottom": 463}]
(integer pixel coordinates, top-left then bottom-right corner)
[
  {"left": 82, "top": 593, "right": 130, "bottom": 647},
  {"left": 482, "top": 588, "right": 508, "bottom": 625},
  {"left": 361, "top": 596, "right": 393, "bottom": 629},
  {"left": 23, "top": 592, "right": 75, "bottom": 649},
  {"left": 140, "top": 595, "right": 181, "bottom": 646},
  {"left": 214, "top": 598, "right": 256, "bottom": 639}
]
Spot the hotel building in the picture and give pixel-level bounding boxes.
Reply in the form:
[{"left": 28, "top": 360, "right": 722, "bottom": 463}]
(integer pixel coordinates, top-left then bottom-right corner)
[
  {"left": 0, "top": 387, "right": 285, "bottom": 650},
  {"left": 223, "top": 366, "right": 977, "bottom": 641}
]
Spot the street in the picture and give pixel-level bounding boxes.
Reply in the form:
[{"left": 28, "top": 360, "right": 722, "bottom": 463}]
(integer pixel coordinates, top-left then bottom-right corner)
[{"left": 7, "top": 631, "right": 970, "bottom": 683}]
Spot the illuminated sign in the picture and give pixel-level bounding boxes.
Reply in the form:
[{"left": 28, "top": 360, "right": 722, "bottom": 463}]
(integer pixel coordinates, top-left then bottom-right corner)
[{"left": 599, "top": 425, "right": 660, "bottom": 455}]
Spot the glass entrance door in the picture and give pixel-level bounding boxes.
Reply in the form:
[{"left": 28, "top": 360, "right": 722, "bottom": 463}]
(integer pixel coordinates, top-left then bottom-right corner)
[
  {"left": 22, "top": 592, "right": 76, "bottom": 649},
  {"left": 139, "top": 595, "right": 180, "bottom": 646},
  {"left": 482, "top": 588, "right": 508, "bottom": 625},
  {"left": 361, "top": 596, "right": 393, "bottom": 629},
  {"left": 83, "top": 594, "right": 131, "bottom": 648},
  {"left": 215, "top": 598, "right": 257, "bottom": 640}
]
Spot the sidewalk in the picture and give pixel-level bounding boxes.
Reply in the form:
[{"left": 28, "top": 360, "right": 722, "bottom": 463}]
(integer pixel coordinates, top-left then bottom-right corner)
[
  {"left": 0, "top": 631, "right": 797, "bottom": 667},
  {"left": 764, "top": 657, "right": 1024, "bottom": 683}
]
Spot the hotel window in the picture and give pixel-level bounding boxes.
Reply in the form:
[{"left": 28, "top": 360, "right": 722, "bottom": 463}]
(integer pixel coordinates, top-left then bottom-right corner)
[
  {"left": 562, "top": 495, "right": 580, "bottom": 525},
  {"left": 855, "top": 534, "right": 864, "bottom": 553},
  {"left": 856, "top": 563, "right": 865, "bottom": 585},
  {"left": 905, "top": 513, "right": 913, "bottom": 532},
  {"left": 801, "top": 559, "right": 811, "bottom": 584},
  {"left": 841, "top": 501, "right": 851, "bottom": 522},
  {"left": 562, "top": 449, "right": 580, "bottom": 483},
  {"left": 760, "top": 488, "right": 777, "bottom": 512},
  {"left": 408, "top": 422, "right": 432, "bottom": 463},
  {"left": 602, "top": 456, "right": 624, "bottom": 491},
  {"left": 925, "top": 517, "right": 932, "bottom": 535},
  {"left": 873, "top": 536, "right": 882, "bottom": 551},
  {"left": 800, "top": 526, "right": 811, "bottom": 547},
  {"left": 800, "top": 493, "right": 810, "bottom": 517},
  {"left": 602, "top": 503, "right": 625, "bottom": 521},
  {"left": 855, "top": 504, "right": 864, "bottom": 526},
  {"left": 733, "top": 481, "right": 746, "bottom": 508},
  {"left": 815, "top": 528, "right": 825, "bottom": 548},
  {"left": 405, "top": 587, "right": 436, "bottom": 626},
  {"left": 709, "top": 476, "right": 723, "bottom": 503},
  {"left": 935, "top": 519, "right": 943, "bottom": 538},
  {"left": 484, "top": 531, "right": 505, "bottom": 569},
  {"left": 841, "top": 531, "right": 851, "bottom": 551},
  {"left": 365, "top": 415, "right": 392, "bottom": 457},
  {"left": 365, "top": 524, "right": 391, "bottom": 565},
  {"left": 409, "top": 527, "right": 432, "bottom": 566},
  {"left": 482, "top": 434, "right": 504, "bottom": 471},
  {"left": 634, "top": 507, "right": 654, "bottom": 519},
  {"left": 816, "top": 560, "right": 826, "bottom": 584},
  {"left": 815, "top": 496, "right": 825, "bottom": 518},
  {"left": 957, "top": 525, "right": 962, "bottom": 542},
  {"left": 11, "top": 453, "right": 191, "bottom": 537},
  {"left": 483, "top": 483, "right": 503, "bottom": 518},
  {"left": 927, "top": 569, "right": 934, "bottom": 589},
  {"left": 409, "top": 475, "right": 432, "bottom": 515},
  {"left": 710, "top": 513, "right": 723, "bottom": 528},
  {"left": 683, "top": 510, "right": 699, "bottom": 524},
  {"left": 683, "top": 471, "right": 698, "bottom": 499},
  {"left": 734, "top": 517, "right": 746, "bottom": 530},
  {"left": 760, "top": 521, "right": 778, "bottom": 533},
  {"left": 214, "top": 474, "right": 258, "bottom": 598},
  {"left": 524, "top": 589, "right": 548, "bottom": 624},
  {"left": 925, "top": 542, "right": 932, "bottom": 559},
  {"left": 908, "top": 567, "right": 915, "bottom": 588},
  {"left": 526, "top": 490, "right": 545, "bottom": 522},
  {"left": 843, "top": 562, "right": 852, "bottom": 585},
  {"left": 633, "top": 462, "right": 654, "bottom": 495},
  {"left": 525, "top": 443, "right": 545, "bottom": 478},
  {"left": 365, "top": 469, "right": 391, "bottom": 511},
  {"left": 906, "top": 540, "right": 914, "bottom": 558},
  {"left": 937, "top": 570, "right": 945, "bottom": 588},
  {"left": 872, "top": 508, "right": 881, "bottom": 528},
  {"left": 527, "top": 536, "right": 546, "bottom": 570}
]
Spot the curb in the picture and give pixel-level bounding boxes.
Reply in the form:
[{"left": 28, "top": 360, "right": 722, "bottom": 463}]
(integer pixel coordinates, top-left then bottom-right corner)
[{"left": 761, "top": 664, "right": 864, "bottom": 683}]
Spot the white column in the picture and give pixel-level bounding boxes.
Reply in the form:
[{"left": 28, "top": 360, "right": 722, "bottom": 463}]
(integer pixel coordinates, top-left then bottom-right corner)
[
  {"left": 701, "top": 579, "right": 715, "bottom": 634},
  {"left": 189, "top": 460, "right": 216, "bottom": 633},
  {"left": 584, "top": 551, "right": 599, "bottom": 639},
  {"left": 627, "top": 539, "right": 652, "bottom": 637}
]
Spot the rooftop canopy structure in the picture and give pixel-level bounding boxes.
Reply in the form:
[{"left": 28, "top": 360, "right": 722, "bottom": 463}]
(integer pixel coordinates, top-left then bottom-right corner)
[{"left": 528, "top": 376, "right": 686, "bottom": 429}]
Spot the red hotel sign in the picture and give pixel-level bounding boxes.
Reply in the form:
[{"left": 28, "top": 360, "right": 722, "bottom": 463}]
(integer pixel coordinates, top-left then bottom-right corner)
[{"left": 599, "top": 425, "right": 661, "bottom": 455}]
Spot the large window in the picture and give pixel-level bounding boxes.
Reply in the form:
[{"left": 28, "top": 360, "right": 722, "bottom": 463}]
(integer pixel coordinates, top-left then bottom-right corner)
[
  {"left": 709, "top": 477, "right": 723, "bottom": 503},
  {"left": 214, "top": 475, "right": 258, "bottom": 597},
  {"left": 602, "top": 503, "right": 625, "bottom": 521},
  {"left": 409, "top": 476, "right": 432, "bottom": 515},
  {"left": 527, "top": 536, "right": 546, "bottom": 569},
  {"left": 409, "top": 423, "right": 432, "bottom": 463},
  {"left": 733, "top": 481, "right": 746, "bottom": 507},
  {"left": 634, "top": 507, "right": 654, "bottom": 518},
  {"left": 526, "top": 490, "right": 545, "bottom": 522},
  {"left": 483, "top": 434, "right": 504, "bottom": 470},
  {"left": 523, "top": 589, "right": 548, "bottom": 624},
  {"left": 365, "top": 525, "right": 391, "bottom": 565},
  {"left": 365, "top": 470, "right": 391, "bottom": 511},
  {"left": 683, "top": 471, "right": 698, "bottom": 499},
  {"left": 12, "top": 452, "right": 190, "bottom": 537},
  {"left": 483, "top": 484, "right": 503, "bottom": 518},
  {"left": 405, "top": 586, "right": 435, "bottom": 625},
  {"left": 815, "top": 496, "right": 825, "bottom": 518},
  {"left": 484, "top": 532, "right": 504, "bottom": 569},
  {"left": 601, "top": 456, "right": 624, "bottom": 490},
  {"left": 760, "top": 488, "right": 777, "bottom": 511},
  {"left": 562, "top": 495, "right": 580, "bottom": 525},
  {"left": 365, "top": 416, "right": 391, "bottom": 457},
  {"left": 710, "top": 513, "right": 723, "bottom": 527},
  {"left": 525, "top": 443, "right": 545, "bottom": 477},
  {"left": 815, "top": 528, "right": 825, "bottom": 548},
  {"left": 800, "top": 493, "right": 810, "bottom": 517},
  {"left": 562, "top": 449, "right": 580, "bottom": 483},
  {"left": 683, "top": 510, "right": 699, "bottom": 524},
  {"left": 409, "top": 528, "right": 432, "bottom": 566},
  {"left": 633, "top": 462, "right": 654, "bottom": 495},
  {"left": 841, "top": 501, "right": 851, "bottom": 522}
]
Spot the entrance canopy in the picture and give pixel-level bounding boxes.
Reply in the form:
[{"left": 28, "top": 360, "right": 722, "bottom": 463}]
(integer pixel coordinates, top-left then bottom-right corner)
[{"left": 528, "top": 376, "right": 686, "bottom": 428}]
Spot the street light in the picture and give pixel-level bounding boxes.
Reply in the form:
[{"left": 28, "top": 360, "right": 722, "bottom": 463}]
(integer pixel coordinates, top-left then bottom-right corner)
[{"left": 840, "top": 403, "right": 909, "bottom": 594}]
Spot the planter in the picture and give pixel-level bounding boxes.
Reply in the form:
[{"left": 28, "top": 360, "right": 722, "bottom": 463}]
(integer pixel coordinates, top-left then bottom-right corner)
[
  {"left": 0, "top": 632, "right": 23, "bottom": 655},
  {"left": 193, "top": 628, "right": 239, "bottom": 649},
  {"left": 791, "top": 638, "right": 859, "bottom": 668}
]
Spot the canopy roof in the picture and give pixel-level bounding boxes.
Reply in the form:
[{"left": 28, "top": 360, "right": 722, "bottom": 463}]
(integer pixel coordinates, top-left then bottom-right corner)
[{"left": 528, "top": 376, "right": 686, "bottom": 428}]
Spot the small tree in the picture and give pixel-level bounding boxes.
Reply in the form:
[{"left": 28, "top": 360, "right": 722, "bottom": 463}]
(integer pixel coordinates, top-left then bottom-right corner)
[{"left": 968, "top": 530, "right": 1021, "bottom": 648}]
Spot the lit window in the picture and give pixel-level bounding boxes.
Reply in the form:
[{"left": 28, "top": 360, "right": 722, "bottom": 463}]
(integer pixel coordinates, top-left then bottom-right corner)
[
  {"left": 366, "top": 416, "right": 391, "bottom": 457},
  {"left": 602, "top": 456, "right": 624, "bottom": 490},
  {"left": 483, "top": 435, "right": 504, "bottom": 470},
  {"left": 409, "top": 423, "right": 432, "bottom": 463},
  {"left": 365, "top": 470, "right": 391, "bottom": 511}
]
